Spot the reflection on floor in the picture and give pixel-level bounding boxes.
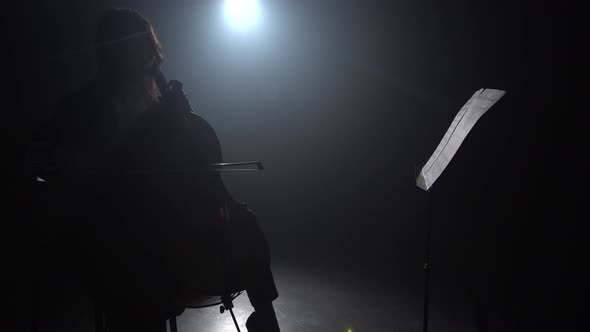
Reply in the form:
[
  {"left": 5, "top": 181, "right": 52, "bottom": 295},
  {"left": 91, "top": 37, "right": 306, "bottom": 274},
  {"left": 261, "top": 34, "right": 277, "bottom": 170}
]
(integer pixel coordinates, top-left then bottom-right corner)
[
  {"left": 35, "top": 259, "right": 478, "bottom": 332},
  {"left": 174, "top": 261, "right": 472, "bottom": 332}
]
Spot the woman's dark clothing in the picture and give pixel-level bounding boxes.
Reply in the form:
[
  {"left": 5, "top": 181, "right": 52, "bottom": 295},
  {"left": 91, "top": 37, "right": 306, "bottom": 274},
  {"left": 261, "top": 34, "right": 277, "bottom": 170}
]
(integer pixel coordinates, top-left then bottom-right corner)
[{"left": 38, "top": 79, "right": 278, "bottom": 323}]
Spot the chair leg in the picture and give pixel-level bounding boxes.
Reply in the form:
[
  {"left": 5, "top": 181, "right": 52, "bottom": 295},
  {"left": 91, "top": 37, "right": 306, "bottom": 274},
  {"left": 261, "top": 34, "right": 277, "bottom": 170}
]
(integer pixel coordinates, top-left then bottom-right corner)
[
  {"left": 169, "top": 316, "right": 178, "bottom": 332},
  {"left": 220, "top": 295, "right": 241, "bottom": 332},
  {"left": 228, "top": 308, "right": 241, "bottom": 332},
  {"left": 93, "top": 302, "right": 105, "bottom": 332}
]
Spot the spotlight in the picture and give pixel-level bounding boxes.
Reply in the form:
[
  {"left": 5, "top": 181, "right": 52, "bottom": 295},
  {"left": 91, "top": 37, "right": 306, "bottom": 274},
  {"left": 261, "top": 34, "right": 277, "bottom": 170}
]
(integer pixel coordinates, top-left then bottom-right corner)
[{"left": 223, "top": 0, "right": 261, "bottom": 30}]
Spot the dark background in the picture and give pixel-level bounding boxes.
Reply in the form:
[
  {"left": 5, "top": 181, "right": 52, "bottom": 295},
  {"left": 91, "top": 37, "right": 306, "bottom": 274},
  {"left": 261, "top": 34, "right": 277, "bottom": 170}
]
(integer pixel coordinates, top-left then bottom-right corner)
[{"left": 1, "top": 0, "right": 577, "bottom": 331}]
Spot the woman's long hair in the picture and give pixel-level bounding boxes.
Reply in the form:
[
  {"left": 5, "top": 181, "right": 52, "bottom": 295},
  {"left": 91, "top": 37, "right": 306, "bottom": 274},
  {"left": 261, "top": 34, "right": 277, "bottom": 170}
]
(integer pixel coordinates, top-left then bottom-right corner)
[{"left": 94, "top": 8, "right": 164, "bottom": 105}]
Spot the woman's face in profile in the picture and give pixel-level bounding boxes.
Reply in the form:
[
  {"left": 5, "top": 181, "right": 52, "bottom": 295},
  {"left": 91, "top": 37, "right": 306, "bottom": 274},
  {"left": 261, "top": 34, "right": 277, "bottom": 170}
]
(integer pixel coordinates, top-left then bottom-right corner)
[{"left": 116, "top": 33, "right": 159, "bottom": 77}]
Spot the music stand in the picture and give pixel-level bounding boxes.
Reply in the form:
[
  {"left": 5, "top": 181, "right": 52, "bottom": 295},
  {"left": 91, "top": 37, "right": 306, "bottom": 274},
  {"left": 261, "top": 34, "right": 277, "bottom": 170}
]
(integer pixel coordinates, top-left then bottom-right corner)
[{"left": 415, "top": 89, "right": 505, "bottom": 332}]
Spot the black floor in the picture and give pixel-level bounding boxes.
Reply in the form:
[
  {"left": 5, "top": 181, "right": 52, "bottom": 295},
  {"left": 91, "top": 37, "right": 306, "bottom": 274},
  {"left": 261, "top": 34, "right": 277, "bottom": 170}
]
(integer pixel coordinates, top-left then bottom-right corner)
[
  {"left": 32, "top": 256, "right": 492, "bottom": 332},
  {"left": 177, "top": 262, "right": 428, "bottom": 332}
]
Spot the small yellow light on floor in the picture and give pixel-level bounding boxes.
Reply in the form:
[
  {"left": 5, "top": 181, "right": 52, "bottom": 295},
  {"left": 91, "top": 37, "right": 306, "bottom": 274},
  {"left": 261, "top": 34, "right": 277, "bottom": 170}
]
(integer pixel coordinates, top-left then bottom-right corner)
[{"left": 347, "top": 329, "right": 353, "bottom": 332}]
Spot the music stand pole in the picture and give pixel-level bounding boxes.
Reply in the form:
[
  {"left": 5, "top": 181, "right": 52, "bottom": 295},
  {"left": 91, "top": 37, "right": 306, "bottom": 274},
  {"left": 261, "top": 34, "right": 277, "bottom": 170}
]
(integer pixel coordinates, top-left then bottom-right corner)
[{"left": 422, "top": 189, "right": 434, "bottom": 332}]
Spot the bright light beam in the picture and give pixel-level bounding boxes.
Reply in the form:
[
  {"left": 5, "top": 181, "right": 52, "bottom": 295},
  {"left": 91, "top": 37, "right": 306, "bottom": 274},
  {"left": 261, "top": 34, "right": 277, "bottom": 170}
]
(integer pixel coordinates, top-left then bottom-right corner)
[{"left": 223, "top": 0, "right": 261, "bottom": 30}]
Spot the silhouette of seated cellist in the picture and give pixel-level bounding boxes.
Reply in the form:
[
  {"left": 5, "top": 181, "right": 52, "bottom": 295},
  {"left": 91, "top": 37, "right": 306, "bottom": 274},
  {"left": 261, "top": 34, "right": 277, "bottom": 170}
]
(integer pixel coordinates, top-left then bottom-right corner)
[{"left": 33, "top": 8, "right": 281, "bottom": 332}]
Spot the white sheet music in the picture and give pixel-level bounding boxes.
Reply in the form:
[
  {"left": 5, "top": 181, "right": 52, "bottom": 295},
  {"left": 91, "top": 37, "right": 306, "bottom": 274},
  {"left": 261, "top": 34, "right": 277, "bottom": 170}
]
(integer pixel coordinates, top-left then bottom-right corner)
[{"left": 416, "top": 88, "right": 506, "bottom": 191}]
